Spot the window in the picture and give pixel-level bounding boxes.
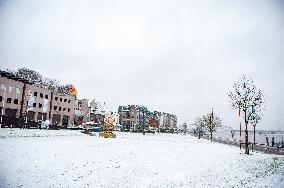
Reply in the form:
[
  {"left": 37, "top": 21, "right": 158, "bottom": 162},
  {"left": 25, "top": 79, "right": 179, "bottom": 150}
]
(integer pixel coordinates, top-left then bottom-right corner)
[
  {"left": 68, "top": 108, "right": 70, "bottom": 112},
  {"left": 40, "top": 93, "right": 43, "bottom": 98},
  {"left": 63, "top": 108, "right": 66, "bottom": 112},
  {"left": 45, "top": 95, "right": 48, "bottom": 99},
  {"left": 55, "top": 97, "right": 58, "bottom": 101},
  {"left": 34, "top": 92, "right": 38, "bottom": 97},
  {"left": 5, "top": 108, "right": 17, "bottom": 117},
  {"left": 1, "top": 84, "right": 6, "bottom": 92},
  {"left": 68, "top": 100, "right": 71, "bottom": 103},
  {"left": 33, "top": 103, "right": 36, "bottom": 107},
  {"left": 54, "top": 106, "right": 57, "bottom": 110},
  {"left": 59, "top": 107, "right": 62, "bottom": 111},
  {"left": 39, "top": 103, "right": 42, "bottom": 108},
  {"left": 8, "top": 86, "right": 14, "bottom": 93},
  {"left": 27, "top": 111, "right": 35, "bottom": 121},
  {"left": 16, "top": 88, "right": 21, "bottom": 94},
  {"left": 37, "top": 112, "right": 47, "bottom": 121},
  {"left": 64, "top": 99, "right": 67, "bottom": 102},
  {"left": 60, "top": 98, "right": 62, "bottom": 102},
  {"left": 7, "top": 98, "right": 12, "bottom": 103},
  {"left": 0, "top": 96, "right": 2, "bottom": 102},
  {"left": 14, "top": 99, "right": 18, "bottom": 104}
]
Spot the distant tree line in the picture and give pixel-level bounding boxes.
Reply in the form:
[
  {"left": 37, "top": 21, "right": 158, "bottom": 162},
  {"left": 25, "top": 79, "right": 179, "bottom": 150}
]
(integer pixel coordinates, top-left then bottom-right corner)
[{"left": 6, "top": 67, "right": 76, "bottom": 96}]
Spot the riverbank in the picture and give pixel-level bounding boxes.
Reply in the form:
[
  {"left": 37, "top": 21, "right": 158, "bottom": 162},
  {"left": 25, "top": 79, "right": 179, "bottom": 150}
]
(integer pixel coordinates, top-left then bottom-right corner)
[{"left": 192, "top": 133, "right": 284, "bottom": 155}]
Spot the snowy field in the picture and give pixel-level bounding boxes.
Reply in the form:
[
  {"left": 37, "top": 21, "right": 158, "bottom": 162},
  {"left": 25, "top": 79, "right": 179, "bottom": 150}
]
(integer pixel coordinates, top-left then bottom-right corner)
[{"left": 0, "top": 129, "right": 283, "bottom": 188}]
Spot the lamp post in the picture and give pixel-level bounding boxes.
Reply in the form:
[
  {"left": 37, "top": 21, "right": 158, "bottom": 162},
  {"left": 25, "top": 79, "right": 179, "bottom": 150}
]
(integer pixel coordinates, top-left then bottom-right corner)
[
  {"left": 252, "top": 98, "right": 259, "bottom": 146},
  {"left": 282, "top": 132, "right": 284, "bottom": 148},
  {"left": 141, "top": 106, "right": 146, "bottom": 135},
  {"left": 143, "top": 107, "right": 145, "bottom": 135},
  {"left": 0, "top": 92, "right": 5, "bottom": 128}
]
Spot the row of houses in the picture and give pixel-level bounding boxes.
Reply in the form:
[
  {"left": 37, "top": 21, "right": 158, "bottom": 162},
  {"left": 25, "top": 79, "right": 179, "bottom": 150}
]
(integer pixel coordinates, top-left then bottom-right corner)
[
  {"left": 0, "top": 70, "right": 75, "bottom": 128},
  {"left": 73, "top": 102, "right": 177, "bottom": 132},
  {"left": 1, "top": 70, "right": 177, "bottom": 131},
  {"left": 118, "top": 105, "right": 177, "bottom": 132}
]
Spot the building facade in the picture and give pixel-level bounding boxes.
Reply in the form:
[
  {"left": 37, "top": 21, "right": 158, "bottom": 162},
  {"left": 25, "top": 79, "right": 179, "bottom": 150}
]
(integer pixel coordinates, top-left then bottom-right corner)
[
  {"left": 74, "top": 99, "right": 90, "bottom": 124},
  {"left": 0, "top": 76, "right": 25, "bottom": 119},
  {"left": 22, "top": 83, "right": 52, "bottom": 122},
  {"left": 118, "top": 105, "right": 150, "bottom": 132},
  {"left": 0, "top": 70, "right": 76, "bottom": 128},
  {"left": 159, "top": 112, "right": 178, "bottom": 132},
  {"left": 118, "top": 104, "right": 177, "bottom": 132},
  {"left": 50, "top": 93, "right": 75, "bottom": 128}
]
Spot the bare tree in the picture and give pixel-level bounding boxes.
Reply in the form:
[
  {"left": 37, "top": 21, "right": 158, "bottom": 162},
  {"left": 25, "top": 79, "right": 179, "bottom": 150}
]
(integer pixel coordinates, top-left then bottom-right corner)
[
  {"left": 14, "top": 67, "right": 44, "bottom": 86},
  {"left": 228, "top": 75, "right": 265, "bottom": 154},
  {"left": 202, "top": 109, "right": 222, "bottom": 142},
  {"left": 10, "top": 67, "right": 76, "bottom": 95},
  {"left": 182, "top": 122, "right": 187, "bottom": 134},
  {"left": 43, "top": 78, "right": 60, "bottom": 92},
  {"left": 194, "top": 117, "right": 205, "bottom": 139}
]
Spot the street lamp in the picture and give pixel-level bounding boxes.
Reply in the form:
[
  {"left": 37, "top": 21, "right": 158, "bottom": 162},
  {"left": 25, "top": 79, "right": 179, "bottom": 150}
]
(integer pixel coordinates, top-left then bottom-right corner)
[
  {"left": 282, "top": 132, "right": 284, "bottom": 148},
  {"left": 252, "top": 97, "right": 260, "bottom": 146},
  {"left": 0, "top": 91, "right": 6, "bottom": 128}
]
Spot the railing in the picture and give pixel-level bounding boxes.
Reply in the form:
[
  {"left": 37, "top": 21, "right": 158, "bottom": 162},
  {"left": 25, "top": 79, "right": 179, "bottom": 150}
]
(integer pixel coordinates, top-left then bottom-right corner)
[{"left": 191, "top": 133, "right": 284, "bottom": 155}]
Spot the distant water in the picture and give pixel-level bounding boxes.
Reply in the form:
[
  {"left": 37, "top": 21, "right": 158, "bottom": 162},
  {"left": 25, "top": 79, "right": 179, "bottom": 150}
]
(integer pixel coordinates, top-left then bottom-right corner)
[{"left": 214, "top": 130, "right": 284, "bottom": 145}]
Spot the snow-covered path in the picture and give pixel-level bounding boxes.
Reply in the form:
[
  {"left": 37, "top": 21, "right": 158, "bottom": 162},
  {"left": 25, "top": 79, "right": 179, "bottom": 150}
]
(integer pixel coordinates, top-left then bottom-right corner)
[{"left": 0, "top": 130, "right": 283, "bottom": 188}]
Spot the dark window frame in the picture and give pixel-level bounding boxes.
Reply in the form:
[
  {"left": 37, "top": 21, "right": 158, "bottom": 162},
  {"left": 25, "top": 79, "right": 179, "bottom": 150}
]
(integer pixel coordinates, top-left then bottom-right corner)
[{"left": 7, "top": 98, "right": 12, "bottom": 103}]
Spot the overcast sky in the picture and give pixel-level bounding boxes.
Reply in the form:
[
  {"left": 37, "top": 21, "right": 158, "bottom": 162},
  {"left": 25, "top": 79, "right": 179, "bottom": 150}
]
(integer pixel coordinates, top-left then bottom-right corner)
[{"left": 0, "top": 0, "right": 283, "bottom": 130}]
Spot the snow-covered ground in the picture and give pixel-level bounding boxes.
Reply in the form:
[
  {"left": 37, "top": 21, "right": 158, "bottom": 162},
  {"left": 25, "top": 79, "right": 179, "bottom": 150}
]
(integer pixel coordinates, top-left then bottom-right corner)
[
  {"left": 0, "top": 128, "right": 83, "bottom": 138},
  {"left": 0, "top": 129, "right": 283, "bottom": 188}
]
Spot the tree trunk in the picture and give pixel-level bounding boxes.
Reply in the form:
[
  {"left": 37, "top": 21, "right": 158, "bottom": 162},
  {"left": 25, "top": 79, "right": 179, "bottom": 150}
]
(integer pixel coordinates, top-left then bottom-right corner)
[
  {"left": 245, "top": 122, "right": 249, "bottom": 155},
  {"left": 253, "top": 125, "right": 256, "bottom": 145},
  {"left": 198, "top": 132, "right": 201, "bottom": 139},
  {"left": 210, "top": 132, "right": 213, "bottom": 142},
  {"left": 244, "top": 109, "right": 249, "bottom": 155}
]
